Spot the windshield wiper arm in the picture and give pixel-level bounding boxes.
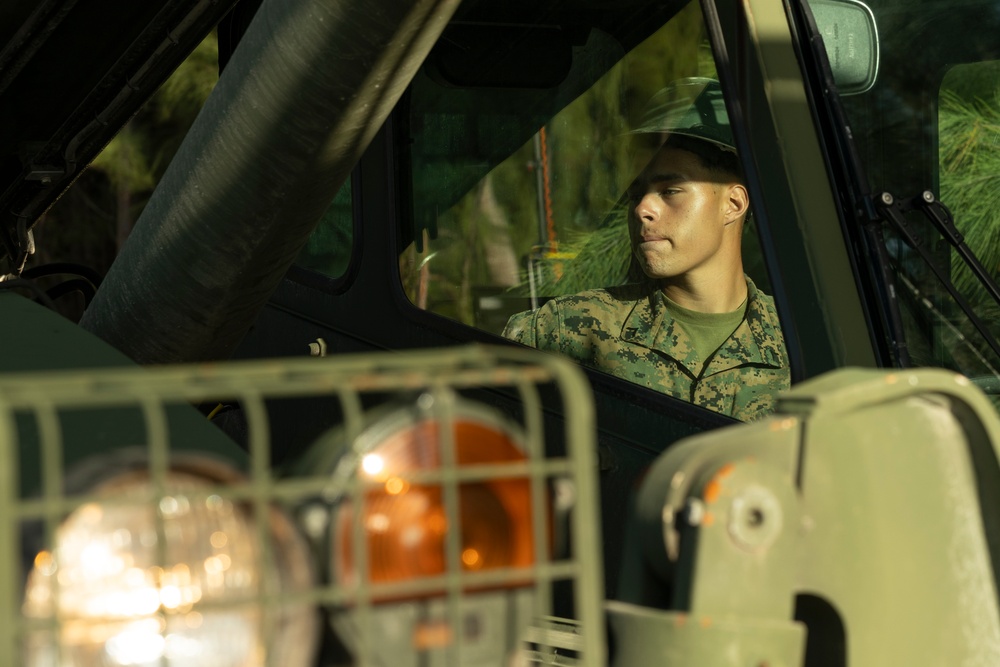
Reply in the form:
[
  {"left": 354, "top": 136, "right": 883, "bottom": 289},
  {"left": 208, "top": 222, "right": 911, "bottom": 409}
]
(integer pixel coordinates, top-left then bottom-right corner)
[
  {"left": 912, "top": 190, "right": 1000, "bottom": 305},
  {"left": 873, "top": 190, "right": 1000, "bottom": 360}
]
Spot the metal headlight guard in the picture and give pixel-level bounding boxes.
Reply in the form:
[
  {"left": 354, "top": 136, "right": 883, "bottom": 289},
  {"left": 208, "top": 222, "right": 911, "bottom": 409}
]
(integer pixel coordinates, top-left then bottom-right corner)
[{"left": 0, "top": 345, "right": 605, "bottom": 666}]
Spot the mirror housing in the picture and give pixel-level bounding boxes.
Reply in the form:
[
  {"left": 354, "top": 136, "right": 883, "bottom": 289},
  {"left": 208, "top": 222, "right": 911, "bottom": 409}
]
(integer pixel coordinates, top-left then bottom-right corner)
[{"left": 810, "top": 0, "right": 880, "bottom": 94}]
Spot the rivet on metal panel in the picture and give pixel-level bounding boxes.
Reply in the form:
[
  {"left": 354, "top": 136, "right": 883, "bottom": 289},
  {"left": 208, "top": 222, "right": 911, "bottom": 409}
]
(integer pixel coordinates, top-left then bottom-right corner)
[
  {"left": 307, "top": 338, "right": 328, "bottom": 357},
  {"left": 728, "top": 485, "right": 783, "bottom": 553}
]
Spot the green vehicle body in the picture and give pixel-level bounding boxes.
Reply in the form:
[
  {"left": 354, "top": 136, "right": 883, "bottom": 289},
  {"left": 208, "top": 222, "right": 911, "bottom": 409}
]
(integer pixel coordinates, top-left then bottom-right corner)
[{"left": 1, "top": 0, "right": 1000, "bottom": 664}]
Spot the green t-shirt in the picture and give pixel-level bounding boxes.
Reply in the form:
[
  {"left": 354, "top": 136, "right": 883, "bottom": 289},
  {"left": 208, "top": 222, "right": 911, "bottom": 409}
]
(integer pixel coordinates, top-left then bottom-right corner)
[
  {"left": 502, "top": 278, "right": 789, "bottom": 422},
  {"left": 663, "top": 295, "right": 748, "bottom": 373}
]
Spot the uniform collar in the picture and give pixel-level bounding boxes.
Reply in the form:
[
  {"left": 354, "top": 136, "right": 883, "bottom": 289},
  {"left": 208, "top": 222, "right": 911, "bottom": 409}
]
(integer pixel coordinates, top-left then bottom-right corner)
[{"left": 619, "top": 277, "right": 785, "bottom": 377}]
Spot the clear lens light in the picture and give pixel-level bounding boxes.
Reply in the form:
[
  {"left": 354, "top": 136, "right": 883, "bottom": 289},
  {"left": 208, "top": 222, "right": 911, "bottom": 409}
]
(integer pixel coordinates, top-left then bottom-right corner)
[{"left": 22, "top": 465, "right": 317, "bottom": 667}]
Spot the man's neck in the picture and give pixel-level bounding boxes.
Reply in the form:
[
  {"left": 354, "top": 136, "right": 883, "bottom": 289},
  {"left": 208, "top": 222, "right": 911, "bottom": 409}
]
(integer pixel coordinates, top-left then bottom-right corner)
[{"left": 658, "top": 267, "right": 748, "bottom": 313}]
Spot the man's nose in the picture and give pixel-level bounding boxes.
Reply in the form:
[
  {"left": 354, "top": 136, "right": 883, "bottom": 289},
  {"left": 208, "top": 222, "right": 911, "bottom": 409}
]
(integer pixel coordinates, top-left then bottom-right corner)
[{"left": 634, "top": 192, "right": 660, "bottom": 222}]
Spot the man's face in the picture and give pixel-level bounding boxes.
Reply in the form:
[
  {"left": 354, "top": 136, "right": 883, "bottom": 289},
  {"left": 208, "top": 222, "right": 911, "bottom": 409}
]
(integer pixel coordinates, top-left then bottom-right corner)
[{"left": 627, "top": 145, "right": 744, "bottom": 281}]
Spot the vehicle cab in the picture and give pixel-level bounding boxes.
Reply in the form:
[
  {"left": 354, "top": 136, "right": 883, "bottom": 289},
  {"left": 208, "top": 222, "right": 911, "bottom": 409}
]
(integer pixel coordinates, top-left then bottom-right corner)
[
  {"left": 212, "top": 0, "right": 1000, "bottom": 597},
  {"left": 2, "top": 0, "right": 1000, "bottom": 664}
]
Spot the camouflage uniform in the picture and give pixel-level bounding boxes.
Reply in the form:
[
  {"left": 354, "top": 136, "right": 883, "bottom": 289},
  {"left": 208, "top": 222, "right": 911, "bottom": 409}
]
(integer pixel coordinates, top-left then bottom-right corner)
[{"left": 502, "top": 277, "right": 789, "bottom": 421}]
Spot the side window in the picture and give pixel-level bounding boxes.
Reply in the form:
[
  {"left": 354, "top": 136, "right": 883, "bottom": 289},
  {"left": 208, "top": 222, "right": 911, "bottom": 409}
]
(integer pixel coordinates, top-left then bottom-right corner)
[
  {"left": 295, "top": 178, "right": 353, "bottom": 280},
  {"left": 919, "top": 60, "right": 1000, "bottom": 380},
  {"left": 872, "top": 59, "right": 1000, "bottom": 382},
  {"left": 939, "top": 60, "right": 1000, "bottom": 315},
  {"left": 398, "top": 0, "right": 788, "bottom": 422}
]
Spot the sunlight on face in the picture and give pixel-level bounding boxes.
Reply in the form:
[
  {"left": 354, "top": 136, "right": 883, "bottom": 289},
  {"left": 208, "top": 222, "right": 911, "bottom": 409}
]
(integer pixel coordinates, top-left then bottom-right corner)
[{"left": 628, "top": 146, "right": 741, "bottom": 281}]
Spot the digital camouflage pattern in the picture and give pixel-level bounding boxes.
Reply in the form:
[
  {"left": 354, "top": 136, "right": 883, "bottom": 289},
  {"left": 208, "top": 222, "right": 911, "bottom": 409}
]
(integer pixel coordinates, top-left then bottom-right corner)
[{"left": 502, "top": 277, "right": 789, "bottom": 421}]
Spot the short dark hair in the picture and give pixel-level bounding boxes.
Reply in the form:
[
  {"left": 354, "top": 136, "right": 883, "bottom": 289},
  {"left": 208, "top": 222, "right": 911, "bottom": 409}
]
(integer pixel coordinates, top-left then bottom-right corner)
[{"left": 663, "top": 133, "right": 744, "bottom": 183}]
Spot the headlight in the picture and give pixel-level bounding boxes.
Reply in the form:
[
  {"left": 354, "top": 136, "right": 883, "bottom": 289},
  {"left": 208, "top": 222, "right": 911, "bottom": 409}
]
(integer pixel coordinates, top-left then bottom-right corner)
[
  {"left": 306, "top": 390, "right": 549, "bottom": 665},
  {"left": 1, "top": 346, "right": 605, "bottom": 666},
  {"left": 332, "top": 394, "right": 539, "bottom": 588},
  {"left": 21, "top": 454, "right": 318, "bottom": 667}
]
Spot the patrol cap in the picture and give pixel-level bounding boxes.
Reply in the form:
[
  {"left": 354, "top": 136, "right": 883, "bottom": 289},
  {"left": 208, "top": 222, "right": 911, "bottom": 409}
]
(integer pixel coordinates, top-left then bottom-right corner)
[{"left": 630, "top": 77, "right": 735, "bottom": 153}]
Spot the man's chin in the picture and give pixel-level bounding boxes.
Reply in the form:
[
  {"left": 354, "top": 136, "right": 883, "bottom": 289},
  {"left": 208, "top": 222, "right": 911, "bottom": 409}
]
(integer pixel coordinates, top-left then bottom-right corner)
[{"left": 634, "top": 256, "right": 673, "bottom": 279}]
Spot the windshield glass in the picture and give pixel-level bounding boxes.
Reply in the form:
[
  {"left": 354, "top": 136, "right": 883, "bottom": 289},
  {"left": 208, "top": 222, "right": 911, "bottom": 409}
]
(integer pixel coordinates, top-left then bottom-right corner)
[
  {"left": 396, "top": 0, "right": 786, "bottom": 421},
  {"left": 400, "top": 1, "right": 744, "bottom": 327},
  {"left": 816, "top": 0, "right": 1000, "bottom": 384}
]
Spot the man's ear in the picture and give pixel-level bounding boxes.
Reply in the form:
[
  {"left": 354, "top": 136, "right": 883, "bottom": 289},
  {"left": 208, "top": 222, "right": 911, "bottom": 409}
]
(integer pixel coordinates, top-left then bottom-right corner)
[{"left": 724, "top": 183, "right": 750, "bottom": 225}]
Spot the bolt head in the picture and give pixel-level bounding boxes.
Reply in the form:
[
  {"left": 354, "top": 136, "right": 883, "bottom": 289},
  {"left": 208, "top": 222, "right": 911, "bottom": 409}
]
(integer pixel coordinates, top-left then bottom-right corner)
[{"left": 728, "top": 485, "right": 783, "bottom": 552}]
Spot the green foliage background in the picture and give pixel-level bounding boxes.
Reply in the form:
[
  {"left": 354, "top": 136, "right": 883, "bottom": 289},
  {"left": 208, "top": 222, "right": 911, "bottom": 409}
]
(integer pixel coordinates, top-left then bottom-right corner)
[{"left": 939, "top": 65, "right": 1000, "bottom": 303}]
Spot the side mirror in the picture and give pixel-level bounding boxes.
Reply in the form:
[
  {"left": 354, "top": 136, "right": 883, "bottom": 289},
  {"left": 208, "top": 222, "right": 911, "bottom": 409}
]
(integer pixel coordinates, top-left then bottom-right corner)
[{"left": 809, "top": 0, "right": 880, "bottom": 94}]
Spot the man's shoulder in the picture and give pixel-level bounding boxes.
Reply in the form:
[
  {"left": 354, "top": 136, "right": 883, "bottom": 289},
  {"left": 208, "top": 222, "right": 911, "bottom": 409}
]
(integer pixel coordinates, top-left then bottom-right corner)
[
  {"left": 502, "top": 284, "right": 650, "bottom": 345},
  {"left": 746, "top": 279, "right": 779, "bottom": 320},
  {"left": 744, "top": 279, "right": 788, "bottom": 366},
  {"left": 545, "top": 283, "right": 651, "bottom": 311}
]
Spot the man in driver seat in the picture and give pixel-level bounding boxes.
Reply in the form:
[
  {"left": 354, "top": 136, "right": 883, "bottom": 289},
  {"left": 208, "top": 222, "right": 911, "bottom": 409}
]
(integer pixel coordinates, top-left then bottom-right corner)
[{"left": 502, "top": 78, "right": 789, "bottom": 421}]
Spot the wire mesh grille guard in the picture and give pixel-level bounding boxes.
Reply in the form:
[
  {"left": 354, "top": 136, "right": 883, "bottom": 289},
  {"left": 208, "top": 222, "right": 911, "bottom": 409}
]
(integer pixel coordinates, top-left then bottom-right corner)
[{"left": 0, "top": 344, "right": 605, "bottom": 666}]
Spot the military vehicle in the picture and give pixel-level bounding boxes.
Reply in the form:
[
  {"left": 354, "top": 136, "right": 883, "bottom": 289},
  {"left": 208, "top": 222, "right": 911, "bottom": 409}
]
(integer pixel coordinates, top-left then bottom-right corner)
[{"left": 1, "top": 0, "right": 1000, "bottom": 664}]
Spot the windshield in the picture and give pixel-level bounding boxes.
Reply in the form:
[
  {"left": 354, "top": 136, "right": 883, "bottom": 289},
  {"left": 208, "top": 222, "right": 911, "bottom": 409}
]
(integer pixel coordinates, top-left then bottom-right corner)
[
  {"left": 393, "top": 0, "right": 792, "bottom": 421},
  {"left": 398, "top": 0, "right": 746, "bottom": 330},
  {"left": 809, "top": 0, "right": 1000, "bottom": 385}
]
